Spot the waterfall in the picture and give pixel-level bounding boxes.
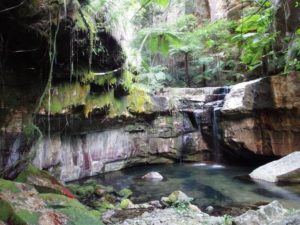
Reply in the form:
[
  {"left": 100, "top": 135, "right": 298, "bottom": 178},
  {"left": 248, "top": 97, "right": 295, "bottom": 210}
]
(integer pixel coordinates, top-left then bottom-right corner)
[
  {"left": 212, "top": 107, "right": 221, "bottom": 161},
  {"left": 211, "top": 86, "right": 231, "bottom": 162}
]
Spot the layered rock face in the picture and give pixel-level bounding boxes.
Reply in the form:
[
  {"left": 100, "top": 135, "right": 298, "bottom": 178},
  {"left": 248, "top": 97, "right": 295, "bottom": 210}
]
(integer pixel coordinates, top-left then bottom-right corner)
[
  {"left": 220, "top": 72, "right": 300, "bottom": 158},
  {"left": 208, "top": 0, "right": 252, "bottom": 20},
  {"left": 32, "top": 87, "right": 228, "bottom": 181}
]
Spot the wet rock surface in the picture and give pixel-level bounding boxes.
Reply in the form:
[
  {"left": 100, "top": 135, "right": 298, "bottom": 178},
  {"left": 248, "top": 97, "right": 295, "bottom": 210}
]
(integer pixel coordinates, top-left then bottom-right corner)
[
  {"left": 250, "top": 152, "right": 300, "bottom": 183},
  {"left": 32, "top": 87, "right": 223, "bottom": 181},
  {"left": 220, "top": 73, "right": 300, "bottom": 159}
]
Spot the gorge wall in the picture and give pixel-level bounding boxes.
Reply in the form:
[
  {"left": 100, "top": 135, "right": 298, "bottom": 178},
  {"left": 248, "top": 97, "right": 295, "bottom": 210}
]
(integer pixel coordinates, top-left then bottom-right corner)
[
  {"left": 220, "top": 72, "right": 300, "bottom": 158},
  {"left": 19, "top": 72, "right": 300, "bottom": 182}
]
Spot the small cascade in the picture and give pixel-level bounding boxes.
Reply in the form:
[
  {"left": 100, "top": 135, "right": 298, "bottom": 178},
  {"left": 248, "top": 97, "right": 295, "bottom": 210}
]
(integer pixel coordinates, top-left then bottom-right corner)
[
  {"left": 211, "top": 86, "right": 231, "bottom": 162},
  {"left": 193, "top": 110, "right": 203, "bottom": 131},
  {"left": 212, "top": 107, "right": 221, "bottom": 161},
  {"left": 63, "top": 0, "right": 67, "bottom": 18}
]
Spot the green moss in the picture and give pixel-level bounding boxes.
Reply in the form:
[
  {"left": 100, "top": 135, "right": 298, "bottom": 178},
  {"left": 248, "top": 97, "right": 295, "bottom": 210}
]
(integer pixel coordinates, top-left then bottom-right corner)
[
  {"left": 119, "top": 199, "right": 133, "bottom": 209},
  {"left": 66, "top": 184, "right": 81, "bottom": 194},
  {"left": 15, "top": 210, "right": 40, "bottom": 225},
  {"left": 127, "top": 87, "right": 152, "bottom": 113},
  {"left": 118, "top": 188, "right": 133, "bottom": 199},
  {"left": 0, "top": 179, "right": 20, "bottom": 193},
  {"left": 84, "top": 91, "right": 129, "bottom": 118},
  {"left": 94, "top": 201, "right": 114, "bottom": 213},
  {"left": 42, "top": 82, "right": 90, "bottom": 114},
  {"left": 0, "top": 200, "right": 14, "bottom": 222},
  {"left": 15, "top": 164, "right": 53, "bottom": 183},
  {"left": 40, "top": 194, "right": 103, "bottom": 225},
  {"left": 76, "top": 186, "right": 95, "bottom": 198},
  {"left": 40, "top": 193, "right": 86, "bottom": 209},
  {"left": 0, "top": 199, "right": 39, "bottom": 225}
]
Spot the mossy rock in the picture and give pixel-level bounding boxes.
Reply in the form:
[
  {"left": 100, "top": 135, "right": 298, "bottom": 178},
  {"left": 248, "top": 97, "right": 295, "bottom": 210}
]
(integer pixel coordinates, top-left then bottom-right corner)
[
  {"left": 162, "top": 190, "right": 193, "bottom": 206},
  {"left": 66, "top": 183, "right": 81, "bottom": 194},
  {"left": 75, "top": 185, "right": 95, "bottom": 198},
  {"left": 118, "top": 188, "right": 133, "bottom": 199},
  {"left": 0, "top": 179, "right": 21, "bottom": 193},
  {"left": 93, "top": 201, "right": 115, "bottom": 213},
  {"left": 15, "top": 164, "right": 74, "bottom": 198},
  {"left": 119, "top": 199, "right": 134, "bottom": 209},
  {"left": 0, "top": 199, "right": 40, "bottom": 225},
  {"left": 40, "top": 193, "right": 103, "bottom": 225}
]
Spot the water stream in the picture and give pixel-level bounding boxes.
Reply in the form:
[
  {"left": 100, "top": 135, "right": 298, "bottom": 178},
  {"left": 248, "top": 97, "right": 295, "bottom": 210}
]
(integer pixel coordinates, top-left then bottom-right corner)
[{"left": 79, "top": 163, "right": 300, "bottom": 209}]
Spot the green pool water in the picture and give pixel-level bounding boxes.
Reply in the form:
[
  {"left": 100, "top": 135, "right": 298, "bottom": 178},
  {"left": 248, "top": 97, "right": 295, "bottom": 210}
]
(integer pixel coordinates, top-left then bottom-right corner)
[{"left": 82, "top": 163, "right": 300, "bottom": 210}]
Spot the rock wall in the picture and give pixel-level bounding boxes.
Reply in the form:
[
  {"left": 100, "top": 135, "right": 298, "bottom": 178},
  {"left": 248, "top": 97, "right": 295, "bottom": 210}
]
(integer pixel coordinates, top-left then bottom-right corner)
[
  {"left": 220, "top": 72, "right": 300, "bottom": 158},
  {"left": 207, "top": 0, "right": 251, "bottom": 20},
  {"left": 32, "top": 87, "right": 228, "bottom": 181}
]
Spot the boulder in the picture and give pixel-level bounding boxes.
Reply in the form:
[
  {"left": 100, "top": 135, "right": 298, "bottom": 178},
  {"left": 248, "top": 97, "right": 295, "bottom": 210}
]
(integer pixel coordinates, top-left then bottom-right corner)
[
  {"left": 161, "top": 190, "right": 193, "bottom": 206},
  {"left": 234, "top": 201, "right": 288, "bottom": 225},
  {"left": 142, "top": 172, "right": 164, "bottom": 180},
  {"left": 250, "top": 152, "right": 300, "bottom": 182},
  {"left": 270, "top": 211, "right": 300, "bottom": 225},
  {"left": 15, "top": 164, "right": 75, "bottom": 198}
]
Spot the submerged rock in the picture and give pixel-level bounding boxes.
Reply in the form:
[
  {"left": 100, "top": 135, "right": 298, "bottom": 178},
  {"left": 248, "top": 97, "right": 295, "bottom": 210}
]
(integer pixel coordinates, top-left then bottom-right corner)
[
  {"left": 142, "top": 172, "right": 164, "bottom": 180},
  {"left": 250, "top": 152, "right": 300, "bottom": 182},
  {"left": 118, "top": 188, "right": 133, "bottom": 198}
]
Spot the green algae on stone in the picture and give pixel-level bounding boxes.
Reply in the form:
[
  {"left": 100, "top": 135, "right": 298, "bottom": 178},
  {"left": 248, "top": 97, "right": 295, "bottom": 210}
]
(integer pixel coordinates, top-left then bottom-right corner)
[
  {"left": 0, "top": 200, "right": 15, "bottom": 222},
  {"left": 15, "top": 209, "right": 40, "bottom": 225},
  {"left": 76, "top": 185, "right": 95, "bottom": 198},
  {"left": 41, "top": 82, "right": 90, "bottom": 114},
  {"left": 15, "top": 164, "right": 75, "bottom": 198},
  {"left": 127, "top": 87, "right": 153, "bottom": 113},
  {"left": 118, "top": 188, "right": 133, "bottom": 199},
  {"left": 119, "top": 199, "right": 134, "bottom": 209},
  {"left": 94, "top": 201, "right": 115, "bottom": 213},
  {"left": 40, "top": 193, "right": 103, "bottom": 225},
  {"left": 0, "top": 179, "right": 20, "bottom": 193}
]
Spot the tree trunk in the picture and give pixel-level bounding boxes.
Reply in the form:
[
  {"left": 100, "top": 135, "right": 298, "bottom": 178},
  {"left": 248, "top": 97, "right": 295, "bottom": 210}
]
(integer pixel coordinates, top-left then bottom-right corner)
[{"left": 185, "top": 52, "right": 191, "bottom": 87}]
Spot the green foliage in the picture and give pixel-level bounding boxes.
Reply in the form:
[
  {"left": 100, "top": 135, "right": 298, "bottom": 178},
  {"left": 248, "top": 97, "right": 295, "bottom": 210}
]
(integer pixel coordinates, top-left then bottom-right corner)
[
  {"left": 233, "top": 4, "right": 275, "bottom": 70},
  {"left": 137, "top": 65, "right": 173, "bottom": 90},
  {"left": 139, "top": 0, "right": 170, "bottom": 8},
  {"left": 221, "top": 214, "right": 233, "bottom": 225},
  {"left": 146, "top": 29, "right": 182, "bottom": 55},
  {"left": 121, "top": 70, "right": 135, "bottom": 91}
]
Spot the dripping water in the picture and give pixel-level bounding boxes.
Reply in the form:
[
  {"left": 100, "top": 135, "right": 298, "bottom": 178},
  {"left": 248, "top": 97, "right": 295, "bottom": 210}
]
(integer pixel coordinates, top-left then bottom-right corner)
[
  {"left": 63, "top": 0, "right": 67, "bottom": 18},
  {"left": 70, "top": 29, "right": 74, "bottom": 83},
  {"left": 211, "top": 86, "right": 230, "bottom": 162},
  {"left": 212, "top": 107, "right": 221, "bottom": 162}
]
